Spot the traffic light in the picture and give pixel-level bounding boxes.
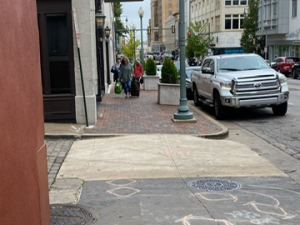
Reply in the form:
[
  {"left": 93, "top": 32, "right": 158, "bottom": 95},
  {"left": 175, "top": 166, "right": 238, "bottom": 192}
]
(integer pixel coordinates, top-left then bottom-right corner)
[
  {"left": 171, "top": 25, "right": 175, "bottom": 33},
  {"left": 253, "top": 38, "right": 256, "bottom": 45},
  {"left": 147, "top": 26, "right": 151, "bottom": 34}
]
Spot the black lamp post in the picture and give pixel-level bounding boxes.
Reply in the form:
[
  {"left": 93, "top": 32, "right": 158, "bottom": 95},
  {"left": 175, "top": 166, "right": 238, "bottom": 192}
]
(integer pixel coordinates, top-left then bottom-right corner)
[
  {"left": 104, "top": 26, "right": 111, "bottom": 85},
  {"left": 95, "top": 12, "right": 106, "bottom": 101}
]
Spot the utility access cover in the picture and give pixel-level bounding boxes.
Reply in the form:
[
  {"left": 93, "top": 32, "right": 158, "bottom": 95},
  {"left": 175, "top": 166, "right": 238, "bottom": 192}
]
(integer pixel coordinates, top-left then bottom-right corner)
[
  {"left": 187, "top": 179, "right": 242, "bottom": 192},
  {"left": 50, "top": 204, "right": 98, "bottom": 225}
]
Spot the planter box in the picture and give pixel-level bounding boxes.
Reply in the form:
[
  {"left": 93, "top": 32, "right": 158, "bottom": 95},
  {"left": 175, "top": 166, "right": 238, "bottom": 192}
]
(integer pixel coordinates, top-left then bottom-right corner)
[
  {"left": 158, "top": 82, "right": 180, "bottom": 105},
  {"left": 143, "top": 75, "right": 160, "bottom": 90}
]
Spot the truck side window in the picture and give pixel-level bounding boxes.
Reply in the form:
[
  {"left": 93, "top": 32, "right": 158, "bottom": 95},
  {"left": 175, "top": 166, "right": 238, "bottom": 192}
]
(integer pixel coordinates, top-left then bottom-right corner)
[
  {"left": 202, "top": 59, "right": 211, "bottom": 68},
  {"left": 209, "top": 60, "right": 214, "bottom": 73}
]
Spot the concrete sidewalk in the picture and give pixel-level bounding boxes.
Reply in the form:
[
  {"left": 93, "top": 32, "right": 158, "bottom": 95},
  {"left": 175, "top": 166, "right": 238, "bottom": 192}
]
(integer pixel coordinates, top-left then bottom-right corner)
[{"left": 49, "top": 135, "right": 300, "bottom": 225}]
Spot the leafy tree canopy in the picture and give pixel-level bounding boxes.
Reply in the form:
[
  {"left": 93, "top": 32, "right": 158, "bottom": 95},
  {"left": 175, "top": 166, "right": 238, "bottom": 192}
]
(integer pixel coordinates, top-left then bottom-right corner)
[
  {"left": 113, "top": 2, "right": 126, "bottom": 36},
  {"left": 185, "top": 21, "right": 213, "bottom": 59},
  {"left": 240, "top": 0, "right": 259, "bottom": 53},
  {"left": 121, "top": 26, "right": 141, "bottom": 61}
]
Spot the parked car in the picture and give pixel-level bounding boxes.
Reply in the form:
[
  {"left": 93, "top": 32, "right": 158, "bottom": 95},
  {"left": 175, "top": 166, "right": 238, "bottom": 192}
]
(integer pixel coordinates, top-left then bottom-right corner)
[
  {"left": 156, "top": 65, "right": 163, "bottom": 78},
  {"left": 178, "top": 66, "right": 201, "bottom": 100},
  {"left": 291, "top": 62, "right": 300, "bottom": 79},
  {"left": 187, "top": 58, "right": 202, "bottom": 66},
  {"left": 270, "top": 56, "right": 300, "bottom": 76},
  {"left": 264, "top": 59, "right": 271, "bottom": 67},
  {"left": 183, "top": 66, "right": 201, "bottom": 99},
  {"left": 174, "top": 60, "right": 189, "bottom": 71}
]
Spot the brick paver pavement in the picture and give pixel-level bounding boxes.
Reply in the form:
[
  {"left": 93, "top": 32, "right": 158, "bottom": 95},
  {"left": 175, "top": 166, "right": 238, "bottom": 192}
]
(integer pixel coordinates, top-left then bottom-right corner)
[
  {"left": 45, "top": 138, "right": 74, "bottom": 187},
  {"left": 85, "top": 90, "right": 222, "bottom": 135}
]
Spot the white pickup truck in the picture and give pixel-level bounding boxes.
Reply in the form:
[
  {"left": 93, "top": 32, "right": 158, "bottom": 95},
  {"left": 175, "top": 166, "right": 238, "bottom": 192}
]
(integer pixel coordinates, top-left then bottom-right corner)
[{"left": 191, "top": 54, "right": 289, "bottom": 119}]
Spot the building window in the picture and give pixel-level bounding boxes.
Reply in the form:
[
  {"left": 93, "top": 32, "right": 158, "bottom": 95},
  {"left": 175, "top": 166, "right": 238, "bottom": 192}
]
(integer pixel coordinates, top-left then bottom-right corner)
[
  {"left": 232, "top": 14, "right": 239, "bottom": 29},
  {"left": 240, "top": 0, "right": 247, "bottom": 5},
  {"left": 155, "top": 32, "right": 159, "bottom": 41},
  {"left": 169, "top": 11, "right": 172, "bottom": 16},
  {"left": 216, "top": 15, "right": 220, "bottom": 31},
  {"left": 292, "top": 0, "right": 297, "bottom": 17},
  {"left": 169, "top": 3, "right": 172, "bottom": 8},
  {"left": 225, "top": 15, "right": 231, "bottom": 29},
  {"left": 233, "top": 0, "right": 239, "bottom": 5},
  {"left": 225, "top": 0, "right": 231, "bottom": 5},
  {"left": 225, "top": 14, "right": 244, "bottom": 30}
]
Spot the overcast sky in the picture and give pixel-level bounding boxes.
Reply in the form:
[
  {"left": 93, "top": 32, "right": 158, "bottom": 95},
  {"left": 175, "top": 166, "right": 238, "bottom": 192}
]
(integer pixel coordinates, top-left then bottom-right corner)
[{"left": 121, "top": 0, "right": 151, "bottom": 40}]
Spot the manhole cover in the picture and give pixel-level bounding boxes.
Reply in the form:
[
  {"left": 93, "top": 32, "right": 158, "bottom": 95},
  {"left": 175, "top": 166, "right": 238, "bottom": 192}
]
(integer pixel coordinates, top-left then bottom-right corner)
[
  {"left": 50, "top": 204, "right": 98, "bottom": 225},
  {"left": 187, "top": 179, "right": 242, "bottom": 192}
]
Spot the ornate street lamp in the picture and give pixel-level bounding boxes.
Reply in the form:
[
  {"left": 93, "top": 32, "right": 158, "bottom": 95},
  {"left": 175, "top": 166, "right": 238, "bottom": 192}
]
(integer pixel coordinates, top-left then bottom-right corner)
[
  {"left": 138, "top": 7, "right": 144, "bottom": 68},
  {"left": 104, "top": 26, "right": 111, "bottom": 39},
  {"left": 95, "top": 12, "right": 106, "bottom": 29}
]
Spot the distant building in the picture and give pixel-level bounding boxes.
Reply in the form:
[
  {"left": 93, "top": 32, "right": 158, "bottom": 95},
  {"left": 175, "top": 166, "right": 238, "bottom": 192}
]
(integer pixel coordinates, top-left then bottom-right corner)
[
  {"left": 256, "top": 0, "right": 300, "bottom": 60},
  {"left": 150, "top": 0, "right": 179, "bottom": 52},
  {"left": 190, "top": 0, "right": 247, "bottom": 55}
]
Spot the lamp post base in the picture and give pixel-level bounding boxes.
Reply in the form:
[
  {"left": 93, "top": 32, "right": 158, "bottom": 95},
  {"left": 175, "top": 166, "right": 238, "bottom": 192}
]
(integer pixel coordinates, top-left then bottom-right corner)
[{"left": 173, "top": 98, "right": 195, "bottom": 121}]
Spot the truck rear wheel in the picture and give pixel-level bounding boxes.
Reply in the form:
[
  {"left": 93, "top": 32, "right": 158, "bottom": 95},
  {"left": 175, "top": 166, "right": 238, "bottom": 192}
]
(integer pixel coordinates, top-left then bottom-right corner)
[
  {"left": 272, "top": 102, "right": 288, "bottom": 116},
  {"left": 193, "top": 88, "right": 201, "bottom": 106},
  {"left": 214, "top": 93, "right": 227, "bottom": 120}
]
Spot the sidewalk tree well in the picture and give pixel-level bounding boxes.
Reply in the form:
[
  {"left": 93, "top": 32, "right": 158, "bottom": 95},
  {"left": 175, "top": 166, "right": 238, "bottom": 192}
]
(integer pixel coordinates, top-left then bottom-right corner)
[
  {"left": 121, "top": 26, "right": 140, "bottom": 61},
  {"left": 240, "top": 0, "right": 259, "bottom": 53},
  {"left": 145, "top": 58, "right": 157, "bottom": 75},
  {"left": 185, "top": 21, "right": 213, "bottom": 59},
  {"left": 161, "top": 57, "right": 178, "bottom": 84}
]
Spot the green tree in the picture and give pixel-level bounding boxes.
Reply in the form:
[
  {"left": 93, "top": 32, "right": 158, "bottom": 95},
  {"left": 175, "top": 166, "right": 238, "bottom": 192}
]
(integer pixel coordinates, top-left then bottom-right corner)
[
  {"left": 113, "top": 2, "right": 126, "bottom": 36},
  {"left": 121, "top": 27, "right": 140, "bottom": 61},
  {"left": 240, "top": 0, "right": 259, "bottom": 53},
  {"left": 145, "top": 58, "right": 157, "bottom": 75},
  {"left": 161, "top": 58, "right": 178, "bottom": 84},
  {"left": 185, "top": 21, "right": 213, "bottom": 59}
]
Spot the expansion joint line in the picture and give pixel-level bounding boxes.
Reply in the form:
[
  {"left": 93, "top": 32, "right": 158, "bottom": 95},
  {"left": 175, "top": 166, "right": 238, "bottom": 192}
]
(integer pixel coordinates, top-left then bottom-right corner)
[{"left": 162, "top": 135, "right": 214, "bottom": 219}]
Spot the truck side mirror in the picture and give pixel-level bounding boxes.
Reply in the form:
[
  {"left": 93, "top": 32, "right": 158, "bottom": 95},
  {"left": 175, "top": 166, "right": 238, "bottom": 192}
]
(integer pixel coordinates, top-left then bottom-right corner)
[{"left": 202, "top": 67, "right": 213, "bottom": 74}]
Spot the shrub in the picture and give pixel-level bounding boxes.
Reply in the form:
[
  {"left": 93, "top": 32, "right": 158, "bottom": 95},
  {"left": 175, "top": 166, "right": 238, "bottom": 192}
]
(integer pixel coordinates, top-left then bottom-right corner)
[
  {"left": 145, "top": 58, "right": 157, "bottom": 75},
  {"left": 161, "top": 58, "right": 178, "bottom": 83}
]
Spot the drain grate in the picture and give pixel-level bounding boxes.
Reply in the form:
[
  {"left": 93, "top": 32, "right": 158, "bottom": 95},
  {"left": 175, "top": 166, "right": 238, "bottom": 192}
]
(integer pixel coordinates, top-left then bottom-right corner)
[
  {"left": 187, "top": 179, "right": 242, "bottom": 192},
  {"left": 50, "top": 204, "right": 98, "bottom": 225}
]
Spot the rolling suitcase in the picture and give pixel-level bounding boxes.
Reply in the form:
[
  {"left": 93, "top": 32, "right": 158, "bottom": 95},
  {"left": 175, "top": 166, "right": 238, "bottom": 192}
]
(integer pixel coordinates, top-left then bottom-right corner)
[{"left": 131, "top": 77, "right": 140, "bottom": 97}]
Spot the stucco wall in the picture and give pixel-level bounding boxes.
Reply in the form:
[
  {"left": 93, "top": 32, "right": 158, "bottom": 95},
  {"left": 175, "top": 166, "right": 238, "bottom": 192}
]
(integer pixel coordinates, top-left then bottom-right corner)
[
  {"left": 0, "top": 1, "right": 50, "bottom": 225},
  {"left": 73, "top": 0, "right": 98, "bottom": 124}
]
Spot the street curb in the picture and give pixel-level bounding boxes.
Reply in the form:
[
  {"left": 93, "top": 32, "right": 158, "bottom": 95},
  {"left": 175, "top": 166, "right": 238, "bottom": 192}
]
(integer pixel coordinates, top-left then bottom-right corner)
[{"left": 188, "top": 102, "right": 229, "bottom": 139}]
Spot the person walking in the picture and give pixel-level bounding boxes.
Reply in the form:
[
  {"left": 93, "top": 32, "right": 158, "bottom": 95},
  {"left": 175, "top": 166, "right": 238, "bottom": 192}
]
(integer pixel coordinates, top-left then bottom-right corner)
[
  {"left": 120, "top": 57, "right": 133, "bottom": 98},
  {"left": 133, "top": 60, "right": 144, "bottom": 89},
  {"left": 111, "top": 58, "right": 121, "bottom": 83}
]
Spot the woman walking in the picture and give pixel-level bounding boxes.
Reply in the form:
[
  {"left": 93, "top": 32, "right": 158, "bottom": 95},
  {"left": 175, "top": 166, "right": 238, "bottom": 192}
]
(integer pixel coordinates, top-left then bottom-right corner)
[
  {"left": 120, "top": 57, "right": 133, "bottom": 98},
  {"left": 111, "top": 58, "right": 121, "bottom": 83},
  {"left": 133, "top": 60, "right": 144, "bottom": 89}
]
